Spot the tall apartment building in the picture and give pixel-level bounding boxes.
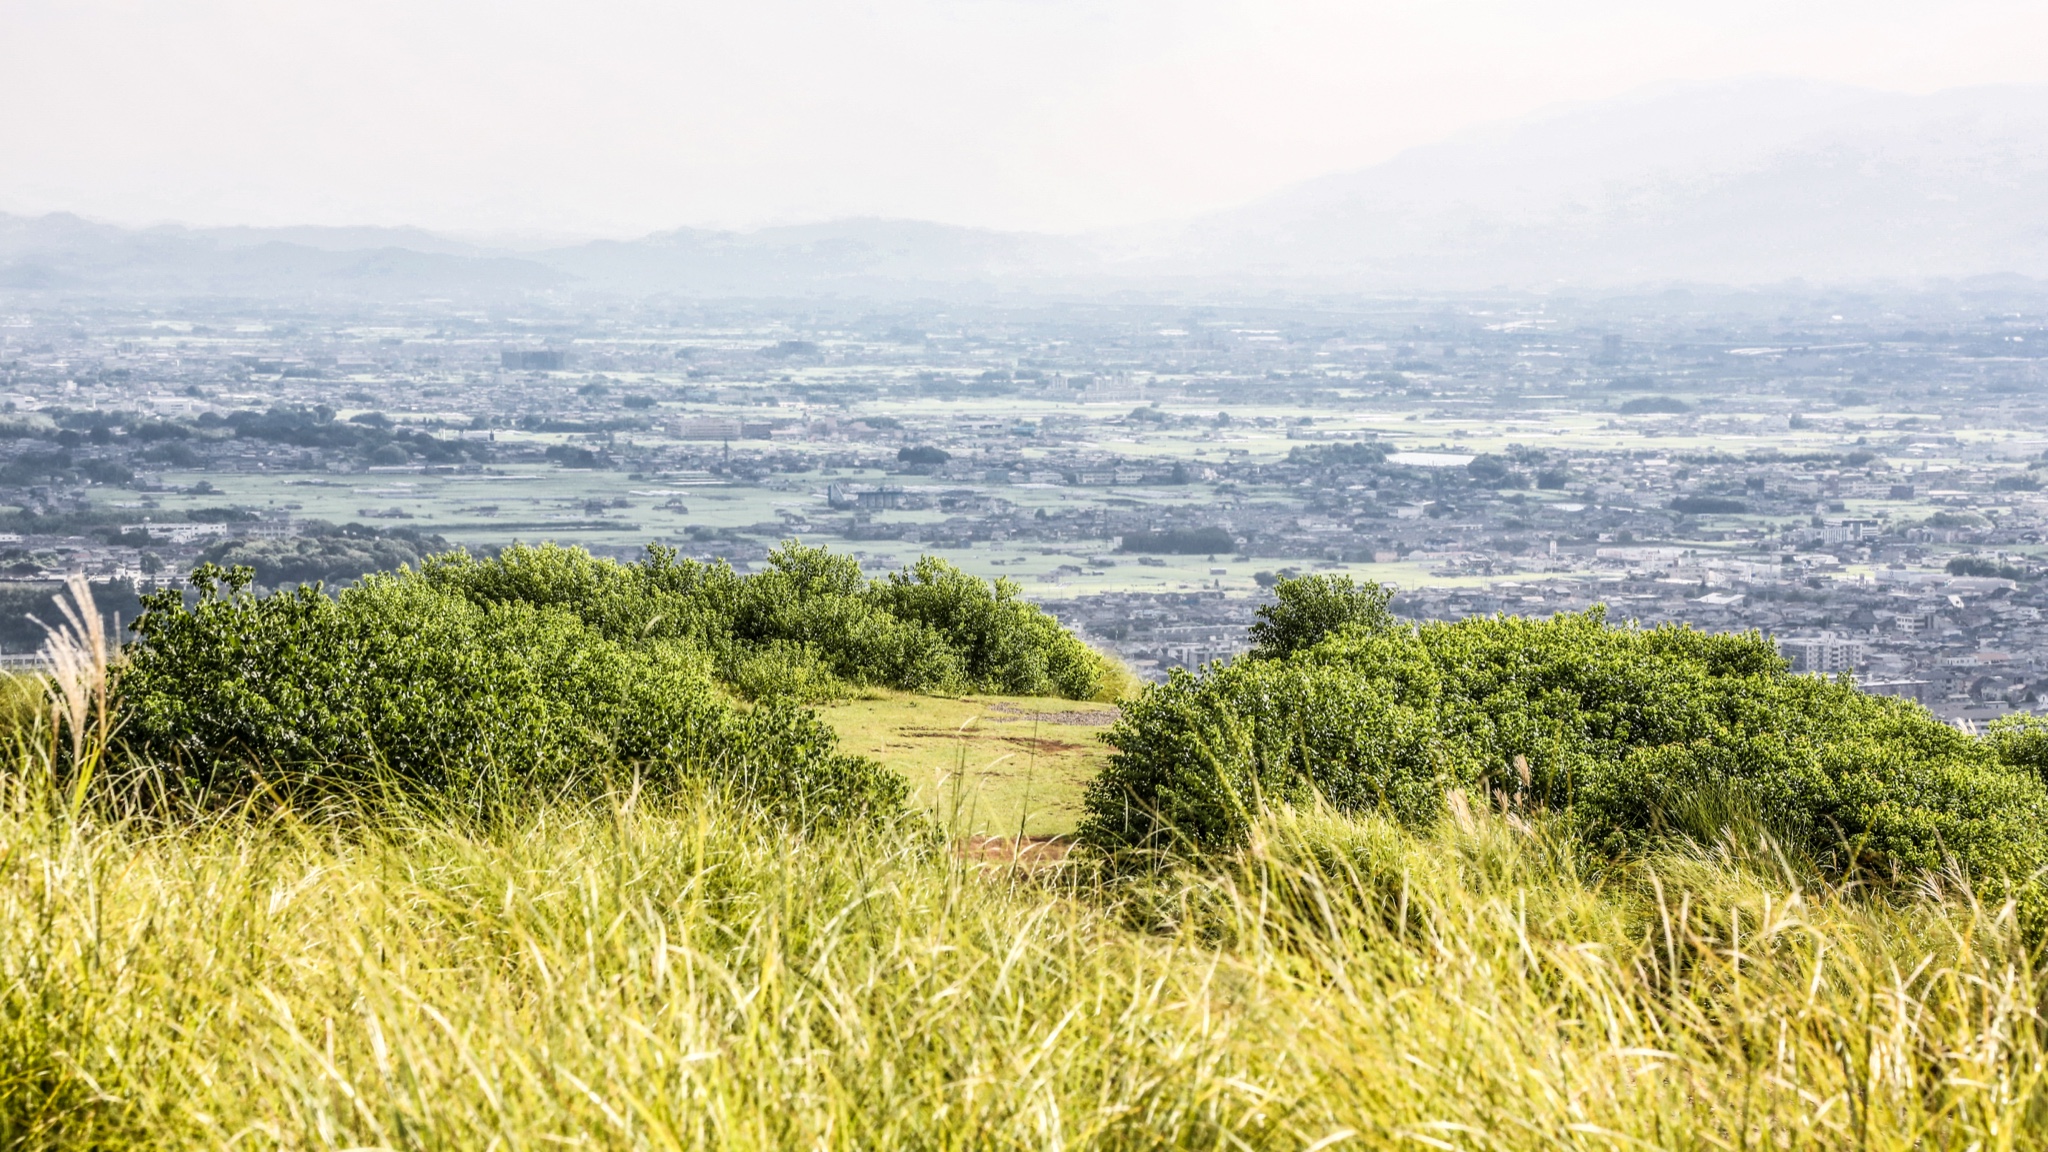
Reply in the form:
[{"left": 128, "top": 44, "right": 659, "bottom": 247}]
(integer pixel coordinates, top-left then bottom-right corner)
[{"left": 1778, "top": 632, "right": 1867, "bottom": 674}]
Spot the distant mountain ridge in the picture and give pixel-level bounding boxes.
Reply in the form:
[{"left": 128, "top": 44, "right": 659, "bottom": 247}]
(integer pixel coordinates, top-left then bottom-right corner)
[
  {"left": 538, "top": 219, "right": 1090, "bottom": 296},
  {"left": 1128, "top": 78, "right": 2048, "bottom": 287},
  {"left": 0, "top": 212, "right": 1079, "bottom": 299},
  {"left": 0, "top": 213, "right": 563, "bottom": 296},
  {"left": 7, "top": 77, "right": 2048, "bottom": 297}
]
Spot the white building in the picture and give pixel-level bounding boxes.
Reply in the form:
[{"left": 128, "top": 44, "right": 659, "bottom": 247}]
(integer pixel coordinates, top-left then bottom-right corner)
[{"left": 1778, "top": 632, "right": 1866, "bottom": 674}]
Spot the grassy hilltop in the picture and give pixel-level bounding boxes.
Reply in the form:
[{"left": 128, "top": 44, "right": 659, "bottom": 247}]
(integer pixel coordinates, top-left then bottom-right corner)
[{"left": 7, "top": 550, "right": 2048, "bottom": 1147}]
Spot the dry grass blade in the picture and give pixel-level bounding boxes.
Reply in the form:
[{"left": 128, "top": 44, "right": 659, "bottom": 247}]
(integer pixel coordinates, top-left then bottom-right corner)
[
  {"left": 2, "top": 782, "right": 2042, "bottom": 1149},
  {"left": 30, "top": 572, "right": 117, "bottom": 814}
]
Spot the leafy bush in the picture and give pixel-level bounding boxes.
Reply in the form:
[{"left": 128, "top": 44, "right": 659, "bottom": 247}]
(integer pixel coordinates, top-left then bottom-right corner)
[
  {"left": 1246, "top": 574, "right": 1394, "bottom": 659},
  {"left": 415, "top": 540, "right": 1106, "bottom": 701},
  {"left": 1988, "top": 714, "right": 2048, "bottom": 784},
  {"left": 1948, "top": 556, "right": 2027, "bottom": 580},
  {"left": 727, "top": 640, "right": 850, "bottom": 704},
  {"left": 0, "top": 580, "right": 140, "bottom": 652},
  {"left": 1082, "top": 588, "right": 2048, "bottom": 905},
  {"left": 1465, "top": 454, "right": 1520, "bottom": 487},
  {"left": 1284, "top": 441, "right": 1388, "bottom": 469},
  {"left": 119, "top": 541, "right": 1108, "bottom": 814},
  {"left": 1619, "top": 396, "right": 1690, "bottom": 414},
  {"left": 118, "top": 564, "right": 905, "bottom": 824},
  {"left": 1925, "top": 510, "right": 1988, "bottom": 529},
  {"left": 869, "top": 555, "right": 1104, "bottom": 699},
  {"left": 200, "top": 522, "right": 450, "bottom": 587}
]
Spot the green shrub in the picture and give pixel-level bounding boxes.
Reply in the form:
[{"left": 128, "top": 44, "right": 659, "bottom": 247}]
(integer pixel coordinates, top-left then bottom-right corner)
[
  {"left": 1949, "top": 555, "right": 2028, "bottom": 580},
  {"left": 117, "top": 539, "right": 1105, "bottom": 813},
  {"left": 721, "top": 544, "right": 964, "bottom": 693},
  {"left": 1246, "top": 573, "right": 1395, "bottom": 659},
  {"left": 419, "top": 540, "right": 1102, "bottom": 700},
  {"left": 727, "top": 639, "right": 850, "bottom": 704},
  {"left": 118, "top": 564, "right": 905, "bottom": 824},
  {"left": 1988, "top": 714, "right": 2048, "bottom": 784},
  {"left": 870, "top": 555, "right": 1102, "bottom": 698},
  {"left": 1618, "top": 395, "right": 1690, "bottom": 414},
  {"left": 200, "top": 524, "right": 450, "bottom": 587},
  {"left": 1082, "top": 589, "right": 2048, "bottom": 902}
]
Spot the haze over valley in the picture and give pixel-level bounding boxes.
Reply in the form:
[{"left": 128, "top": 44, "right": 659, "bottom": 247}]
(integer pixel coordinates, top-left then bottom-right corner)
[{"left": 10, "top": 78, "right": 2048, "bottom": 296}]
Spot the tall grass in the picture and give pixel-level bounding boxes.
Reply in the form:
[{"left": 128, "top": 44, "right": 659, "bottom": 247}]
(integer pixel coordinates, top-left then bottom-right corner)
[{"left": 4, "top": 765, "right": 2047, "bottom": 1149}]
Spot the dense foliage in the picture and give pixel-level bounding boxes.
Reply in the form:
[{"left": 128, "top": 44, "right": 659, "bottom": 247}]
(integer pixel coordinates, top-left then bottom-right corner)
[
  {"left": 118, "top": 539, "right": 1116, "bottom": 813},
  {"left": 411, "top": 540, "right": 1110, "bottom": 702},
  {"left": 1283, "top": 441, "right": 1389, "bottom": 469},
  {"left": 1083, "top": 582, "right": 2048, "bottom": 910},
  {"left": 199, "top": 522, "right": 451, "bottom": 586},
  {"left": 1244, "top": 574, "right": 1394, "bottom": 659},
  {"left": 214, "top": 404, "right": 491, "bottom": 466},
  {"left": 1948, "top": 555, "right": 2029, "bottom": 580},
  {"left": 1117, "top": 528, "right": 1237, "bottom": 555},
  {"left": 0, "top": 580, "right": 140, "bottom": 652},
  {"left": 119, "top": 563, "right": 905, "bottom": 823},
  {"left": 1619, "top": 395, "right": 1691, "bottom": 414}
]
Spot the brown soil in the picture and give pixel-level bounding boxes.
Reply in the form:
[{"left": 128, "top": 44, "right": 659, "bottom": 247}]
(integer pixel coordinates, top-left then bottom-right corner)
[
  {"left": 893, "top": 727, "right": 1091, "bottom": 755},
  {"left": 983, "top": 702, "right": 1122, "bottom": 726}
]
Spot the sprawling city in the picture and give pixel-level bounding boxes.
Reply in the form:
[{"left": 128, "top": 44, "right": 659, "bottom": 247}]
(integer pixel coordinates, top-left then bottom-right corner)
[{"left": 3, "top": 288, "right": 2046, "bottom": 726}]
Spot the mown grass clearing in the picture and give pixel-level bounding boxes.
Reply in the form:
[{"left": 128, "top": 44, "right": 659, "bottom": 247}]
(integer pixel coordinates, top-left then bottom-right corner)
[{"left": 815, "top": 690, "right": 1118, "bottom": 837}]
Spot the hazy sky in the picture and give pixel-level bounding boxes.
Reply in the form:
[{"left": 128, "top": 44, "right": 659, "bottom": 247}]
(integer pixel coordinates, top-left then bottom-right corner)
[{"left": 2, "top": 0, "right": 2044, "bottom": 237}]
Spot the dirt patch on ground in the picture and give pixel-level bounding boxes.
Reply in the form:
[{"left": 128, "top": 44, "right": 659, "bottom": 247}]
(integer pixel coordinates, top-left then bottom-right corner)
[
  {"left": 993, "top": 735, "right": 1089, "bottom": 754},
  {"left": 984, "top": 702, "right": 1121, "bottom": 726},
  {"left": 894, "top": 727, "right": 1092, "bottom": 754}
]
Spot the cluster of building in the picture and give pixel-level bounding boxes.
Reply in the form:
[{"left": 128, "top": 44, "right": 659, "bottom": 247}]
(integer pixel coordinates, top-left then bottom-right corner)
[{"left": 3, "top": 287, "right": 2048, "bottom": 720}]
